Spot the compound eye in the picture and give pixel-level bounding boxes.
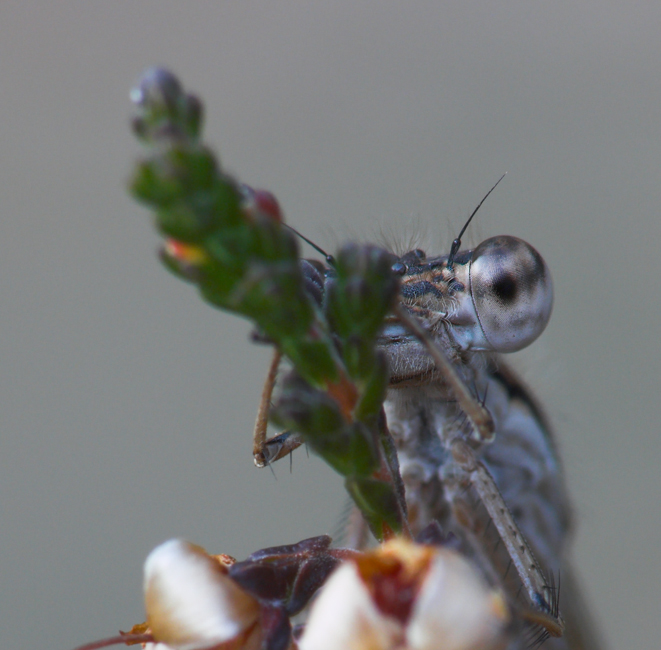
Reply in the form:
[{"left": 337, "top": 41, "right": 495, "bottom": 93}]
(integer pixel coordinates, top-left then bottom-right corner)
[{"left": 468, "top": 236, "right": 553, "bottom": 352}]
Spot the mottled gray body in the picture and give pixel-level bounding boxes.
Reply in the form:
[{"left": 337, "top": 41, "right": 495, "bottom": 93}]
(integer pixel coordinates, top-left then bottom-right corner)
[
  {"left": 385, "top": 359, "right": 570, "bottom": 573},
  {"left": 385, "top": 362, "right": 572, "bottom": 649},
  {"left": 378, "top": 237, "right": 596, "bottom": 649},
  {"left": 267, "top": 236, "right": 598, "bottom": 648}
]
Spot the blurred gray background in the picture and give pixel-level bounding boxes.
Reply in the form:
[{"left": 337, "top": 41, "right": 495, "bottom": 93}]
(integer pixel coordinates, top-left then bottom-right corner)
[{"left": 1, "top": 3, "right": 659, "bottom": 649}]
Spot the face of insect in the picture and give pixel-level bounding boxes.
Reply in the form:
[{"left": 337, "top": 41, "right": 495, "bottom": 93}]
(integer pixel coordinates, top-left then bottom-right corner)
[{"left": 380, "top": 235, "right": 554, "bottom": 384}]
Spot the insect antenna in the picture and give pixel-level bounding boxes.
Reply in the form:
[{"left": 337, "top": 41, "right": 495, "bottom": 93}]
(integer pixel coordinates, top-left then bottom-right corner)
[
  {"left": 283, "top": 223, "right": 336, "bottom": 267},
  {"left": 446, "top": 172, "right": 507, "bottom": 271}
]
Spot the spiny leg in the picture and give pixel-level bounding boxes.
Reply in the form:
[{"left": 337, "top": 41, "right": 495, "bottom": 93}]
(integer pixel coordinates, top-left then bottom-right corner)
[
  {"left": 451, "top": 439, "right": 564, "bottom": 638},
  {"left": 398, "top": 306, "right": 564, "bottom": 639}
]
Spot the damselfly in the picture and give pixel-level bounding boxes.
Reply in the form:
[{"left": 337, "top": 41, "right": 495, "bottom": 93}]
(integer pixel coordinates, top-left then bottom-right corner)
[
  {"left": 253, "top": 185, "right": 600, "bottom": 650},
  {"left": 127, "top": 69, "right": 602, "bottom": 650}
]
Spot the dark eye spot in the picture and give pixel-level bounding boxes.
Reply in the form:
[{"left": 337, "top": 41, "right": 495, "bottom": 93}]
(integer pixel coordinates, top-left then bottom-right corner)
[{"left": 492, "top": 273, "right": 517, "bottom": 303}]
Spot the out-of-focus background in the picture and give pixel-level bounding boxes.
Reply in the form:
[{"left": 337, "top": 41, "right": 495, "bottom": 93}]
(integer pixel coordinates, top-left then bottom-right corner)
[{"left": 1, "top": 3, "right": 658, "bottom": 649}]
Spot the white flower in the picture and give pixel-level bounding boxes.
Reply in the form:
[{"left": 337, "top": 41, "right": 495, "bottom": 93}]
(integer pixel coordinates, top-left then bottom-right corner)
[
  {"left": 299, "top": 539, "right": 509, "bottom": 650},
  {"left": 143, "top": 539, "right": 261, "bottom": 650}
]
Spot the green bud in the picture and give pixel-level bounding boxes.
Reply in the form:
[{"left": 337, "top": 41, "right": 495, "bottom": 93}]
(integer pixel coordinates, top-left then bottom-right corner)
[
  {"left": 345, "top": 476, "right": 404, "bottom": 538},
  {"left": 130, "top": 158, "right": 182, "bottom": 207},
  {"left": 353, "top": 351, "right": 389, "bottom": 420},
  {"left": 327, "top": 244, "right": 398, "bottom": 342},
  {"left": 130, "top": 68, "right": 202, "bottom": 142},
  {"left": 273, "top": 374, "right": 345, "bottom": 438}
]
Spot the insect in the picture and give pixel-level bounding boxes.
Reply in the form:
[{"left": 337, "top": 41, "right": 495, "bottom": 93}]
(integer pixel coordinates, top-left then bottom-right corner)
[
  {"left": 128, "top": 69, "right": 602, "bottom": 650},
  {"left": 253, "top": 181, "right": 600, "bottom": 650}
]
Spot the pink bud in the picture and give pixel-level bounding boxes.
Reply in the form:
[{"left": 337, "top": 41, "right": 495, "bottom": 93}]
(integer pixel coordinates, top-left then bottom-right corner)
[
  {"left": 239, "top": 184, "right": 285, "bottom": 223},
  {"left": 252, "top": 189, "right": 284, "bottom": 223}
]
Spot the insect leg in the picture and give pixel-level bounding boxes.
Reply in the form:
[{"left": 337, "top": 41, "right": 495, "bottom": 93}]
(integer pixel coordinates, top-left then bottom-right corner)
[
  {"left": 252, "top": 348, "right": 281, "bottom": 458},
  {"left": 395, "top": 305, "right": 495, "bottom": 443},
  {"left": 397, "top": 306, "right": 564, "bottom": 638},
  {"left": 451, "top": 438, "right": 564, "bottom": 638},
  {"left": 252, "top": 349, "right": 305, "bottom": 468}
]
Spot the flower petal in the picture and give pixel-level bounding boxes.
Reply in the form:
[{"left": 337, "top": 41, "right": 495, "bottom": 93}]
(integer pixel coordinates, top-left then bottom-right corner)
[
  {"left": 299, "top": 561, "right": 401, "bottom": 650},
  {"left": 406, "top": 548, "right": 509, "bottom": 650},
  {"left": 144, "top": 539, "right": 261, "bottom": 650}
]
